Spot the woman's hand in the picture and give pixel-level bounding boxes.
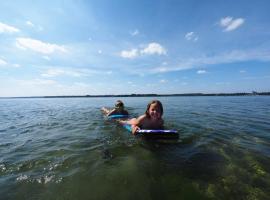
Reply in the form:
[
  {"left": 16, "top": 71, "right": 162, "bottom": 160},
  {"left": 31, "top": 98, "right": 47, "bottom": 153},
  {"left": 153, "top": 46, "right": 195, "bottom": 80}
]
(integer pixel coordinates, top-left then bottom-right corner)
[
  {"left": 131, "top": 125, "right": 140, "bottom": 135},
  {"left": 101, "top": 107, "right": 110, "bottom": 115}
]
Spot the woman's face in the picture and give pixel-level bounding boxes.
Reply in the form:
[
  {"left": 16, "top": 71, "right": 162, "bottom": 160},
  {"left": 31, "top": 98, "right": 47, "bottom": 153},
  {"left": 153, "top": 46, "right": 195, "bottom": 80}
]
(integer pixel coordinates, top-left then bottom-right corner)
[
  {"left": 148, "top": 103, "right": 161, "bottom": 120},
  {"left": 115, "top": 105, "right": 123, "bottom": 111}
]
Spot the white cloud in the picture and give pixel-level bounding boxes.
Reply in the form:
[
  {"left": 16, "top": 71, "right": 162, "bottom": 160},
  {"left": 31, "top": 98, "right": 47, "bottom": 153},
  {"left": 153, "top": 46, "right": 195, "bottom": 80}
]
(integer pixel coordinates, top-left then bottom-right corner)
[
  {"left": 13, "top": 64, "right": 21, "bottom": 68},
  {"left": 120, "top": 49, "right": 138, "bottom": 59},
  {"left": 25, "top": 21, "right": 43, "bottom": 31},
  {"left": 149, "top": 48, "right": 270, "bottom": 74},
  {"left": 0, "top": 78, "right": 100, "bottom": 97},
  {"left": 0, "top": 58, "right": 7, "bottom": 66},
  {"left": 98, "top": 50, "right": 102, "bottom": 54},
  {"left": 0, "top": 59, "right": 21, "bottom": 68},
  {"left": 130, "top": 29, "right": 139, "bottom": 36},
  {"left": 41, "top": 68, "right": 84, "bottom": 77},
  {"left": 42, "top": 56, "right": 51, "bottom": 61},
  {"left": 16, "top": 37, "right": 67, "bottom": 54},
  {"left": 219, "top": 17, "right": 245, "bottom": 32},
  {"left": 240, "top": 70, "right": 246, "bottom": 73},
  {"left": 141, "top": 43, "right": 166, "bottom": 55},
  {"left": 41, "top": 67, "right": 98, "bottom": 78},
  {"left": 185, "top": 32, "right": 194, "bottom": 40},
  {"left": 154, "top": 67, "right": 169, "bottom": 73},
  {"left": 0, "top": 22, "right": 20, "bottom": 33},
  {"left": 160, "top": 79, "right": 167, "bottom": 83},
  {"left": 120, "top": 42, "right": 166, "bottom": 59},
  {"left": 26, "top": 21, "right": 34, "bottom": 27},
  {"left": 185, "top": 32, "right": 199, "bottom": 42},
  {"left": 41, "top": 69, "right": 66, "bottom": 77},
  {"left": 18, "top": 78, "right": 57, "bottom": 86},
  {"left": 197, "top": 70, "right": 207, "bottom": 74},
  {"left": 220, "top": 17, "right": 233, "bottom": 27}
]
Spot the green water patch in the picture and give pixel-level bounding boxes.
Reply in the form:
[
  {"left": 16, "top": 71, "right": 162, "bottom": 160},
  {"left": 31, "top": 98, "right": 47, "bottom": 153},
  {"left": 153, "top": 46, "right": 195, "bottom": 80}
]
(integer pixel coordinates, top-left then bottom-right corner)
[{"left": 196, "top": 145, "right": 270, "bottom": 200}]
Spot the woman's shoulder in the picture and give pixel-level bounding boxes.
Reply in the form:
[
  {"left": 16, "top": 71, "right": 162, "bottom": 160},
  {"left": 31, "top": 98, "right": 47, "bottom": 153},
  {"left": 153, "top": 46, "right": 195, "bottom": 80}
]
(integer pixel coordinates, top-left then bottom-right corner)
[
  {"left": 122, "top": 110, "right": 129, "bottom": 115},
  {"left": 107, "top": 109, "right": 117, "bottom": 116},
  {"left": 136, "top": 114, "right": 148, "bottom": 122}
]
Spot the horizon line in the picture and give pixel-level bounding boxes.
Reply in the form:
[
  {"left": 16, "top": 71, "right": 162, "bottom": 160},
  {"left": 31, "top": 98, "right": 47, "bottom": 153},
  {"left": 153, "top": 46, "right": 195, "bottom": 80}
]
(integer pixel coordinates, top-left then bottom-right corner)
[{"left": 1, "top": 91, "right": 270, "bottom": 99}]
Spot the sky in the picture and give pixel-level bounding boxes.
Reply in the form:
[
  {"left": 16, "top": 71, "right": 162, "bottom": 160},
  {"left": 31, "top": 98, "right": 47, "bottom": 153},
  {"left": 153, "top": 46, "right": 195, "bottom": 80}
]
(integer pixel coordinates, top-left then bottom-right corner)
[{"left": 0, "top": 0, "right": 270, "bottom": 97}]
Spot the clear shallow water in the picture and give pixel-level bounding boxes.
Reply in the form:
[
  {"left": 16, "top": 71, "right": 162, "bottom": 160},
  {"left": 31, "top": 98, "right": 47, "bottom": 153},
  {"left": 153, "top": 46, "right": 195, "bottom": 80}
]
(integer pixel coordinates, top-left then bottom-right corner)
[{"left": 0, "top": 96, "right": 270, "bottom": 200}]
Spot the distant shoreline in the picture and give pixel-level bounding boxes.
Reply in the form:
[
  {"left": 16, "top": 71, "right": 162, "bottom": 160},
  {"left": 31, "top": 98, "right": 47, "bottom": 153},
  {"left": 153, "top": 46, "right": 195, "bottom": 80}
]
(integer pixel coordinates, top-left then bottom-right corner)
[{"left": 1, "top": 92, "right": 270, "bottom": 99}]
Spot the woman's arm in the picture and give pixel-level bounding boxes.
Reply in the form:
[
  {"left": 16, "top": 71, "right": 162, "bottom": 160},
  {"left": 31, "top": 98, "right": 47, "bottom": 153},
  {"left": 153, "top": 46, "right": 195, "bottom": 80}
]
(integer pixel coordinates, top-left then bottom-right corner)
[
  {"left": 107, "top": 109, "right": 118, "bottom": 116},
  {"left": 130, "top": 115, "right": 146, "bottom": 135},
  {"left": 118, "top": 115, "right": 146, "bottom": 135},
  {"left": 101, "top": 107, "right": 111, "bottom": 115}
]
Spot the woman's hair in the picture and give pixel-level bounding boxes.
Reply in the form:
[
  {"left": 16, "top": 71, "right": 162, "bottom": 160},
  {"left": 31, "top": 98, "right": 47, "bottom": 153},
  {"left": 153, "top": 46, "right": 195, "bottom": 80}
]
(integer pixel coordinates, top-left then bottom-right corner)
[
  {"left": 115, "top": 100, "right": 124, "bottom": 108},
  {"left": 145, "top": 100, "right": 163, "bottom": 117}
]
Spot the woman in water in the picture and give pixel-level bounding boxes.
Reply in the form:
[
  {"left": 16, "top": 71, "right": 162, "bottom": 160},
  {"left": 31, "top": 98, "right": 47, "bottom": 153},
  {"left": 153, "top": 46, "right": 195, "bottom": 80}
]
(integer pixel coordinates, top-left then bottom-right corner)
[
  {"left": 120, "top": 100, "right": 164, "bottom": 134},
  {"left": 101, "top": 100, "right": 129, "bottom": 116}
]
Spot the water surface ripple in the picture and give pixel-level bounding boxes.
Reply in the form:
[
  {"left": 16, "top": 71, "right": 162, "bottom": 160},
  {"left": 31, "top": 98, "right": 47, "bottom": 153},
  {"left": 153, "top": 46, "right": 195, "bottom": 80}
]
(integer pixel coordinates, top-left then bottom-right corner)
[{"left": 0, "top": 96, "right": 270, "bottom": 200}]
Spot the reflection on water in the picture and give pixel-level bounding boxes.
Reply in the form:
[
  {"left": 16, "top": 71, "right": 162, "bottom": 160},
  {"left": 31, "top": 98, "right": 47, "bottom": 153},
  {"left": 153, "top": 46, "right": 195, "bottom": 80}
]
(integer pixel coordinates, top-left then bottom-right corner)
[{"left": 0, "top": 96, "right": 270, "bottom": 200}]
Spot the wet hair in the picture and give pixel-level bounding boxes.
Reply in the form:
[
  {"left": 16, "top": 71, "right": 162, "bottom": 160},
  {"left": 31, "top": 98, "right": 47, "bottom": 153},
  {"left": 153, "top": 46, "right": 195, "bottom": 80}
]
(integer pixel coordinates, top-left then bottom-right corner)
[
  {"left": 145, "top": 100, "right": 163, "bottom": 118},
  {"left": 115, "top": 100, "right": 124, "bottom": 108}
]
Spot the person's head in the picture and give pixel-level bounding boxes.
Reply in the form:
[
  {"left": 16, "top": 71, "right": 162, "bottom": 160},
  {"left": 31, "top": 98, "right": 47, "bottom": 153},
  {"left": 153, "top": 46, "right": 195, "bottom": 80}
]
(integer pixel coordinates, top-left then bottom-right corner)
[
  {"left": 145, "top": 100, "right": 163, "bottom": 119},
  {"left": 115, "top": 100, "right": 124, "bottom": 110}
]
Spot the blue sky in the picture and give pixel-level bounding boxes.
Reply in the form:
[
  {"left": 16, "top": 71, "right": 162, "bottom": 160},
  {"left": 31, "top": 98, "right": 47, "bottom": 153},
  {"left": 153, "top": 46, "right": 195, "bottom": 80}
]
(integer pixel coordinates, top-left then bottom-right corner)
[{"left": 0, "top": 0, "right": 269, "bottom": 97}]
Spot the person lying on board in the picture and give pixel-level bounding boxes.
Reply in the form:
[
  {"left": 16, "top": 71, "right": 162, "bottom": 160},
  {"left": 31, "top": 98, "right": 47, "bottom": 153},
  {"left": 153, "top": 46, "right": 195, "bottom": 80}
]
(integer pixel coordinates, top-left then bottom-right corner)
[
  {"left": 101, "top": 100, "right": 129, "bottom": 116},
  {"left": 119, "top": 100, "right": 164, "bottom": 135}
]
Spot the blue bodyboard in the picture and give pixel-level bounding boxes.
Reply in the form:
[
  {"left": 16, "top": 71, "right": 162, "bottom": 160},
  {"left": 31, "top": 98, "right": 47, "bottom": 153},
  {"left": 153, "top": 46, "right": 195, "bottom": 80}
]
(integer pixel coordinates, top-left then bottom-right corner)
[
  {"left": 106, "top": 114, "right": 179, "bottom": 139},
  {"left": 107, "top": 114, "right": 129, "bottom": 119},
  {"left": 123, "top": 124, "right": 179, "bottom": 139}
]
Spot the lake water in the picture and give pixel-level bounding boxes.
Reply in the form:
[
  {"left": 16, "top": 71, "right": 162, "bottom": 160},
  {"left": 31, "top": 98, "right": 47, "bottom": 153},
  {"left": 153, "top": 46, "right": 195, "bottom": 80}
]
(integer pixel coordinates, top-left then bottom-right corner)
[{"left": 0, "top": 96, "right": 270, "bottom": 200}]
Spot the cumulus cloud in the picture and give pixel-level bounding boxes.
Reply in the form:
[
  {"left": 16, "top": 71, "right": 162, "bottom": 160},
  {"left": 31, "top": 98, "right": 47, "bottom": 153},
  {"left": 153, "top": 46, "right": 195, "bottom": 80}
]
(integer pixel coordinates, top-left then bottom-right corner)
[
  {"left": 197, "top": 70, "right": 207, "bottom": 74},
  {"left": 16, "top": 37, "right": 67, "bottom": 54},
  {"left": 0, "top": 22, "right": 20, "bottom": 33},
  {"left": 130, "top": 29, "right": 139, "bottom": 36},
  {"left": 120, "top": 42, "right": 166, "bottom": 59},
  {"left": 219, "top": 17, "right": 245, "bottom": 32},
  {"left": 185, "top": 32, "right": 199, "bottom": 42},
  {"left": 141, "top": 43, "right": 166, "bottom": 55},
  {"left": 120, "top": 49, "right": 138, "bottom": 59}
]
